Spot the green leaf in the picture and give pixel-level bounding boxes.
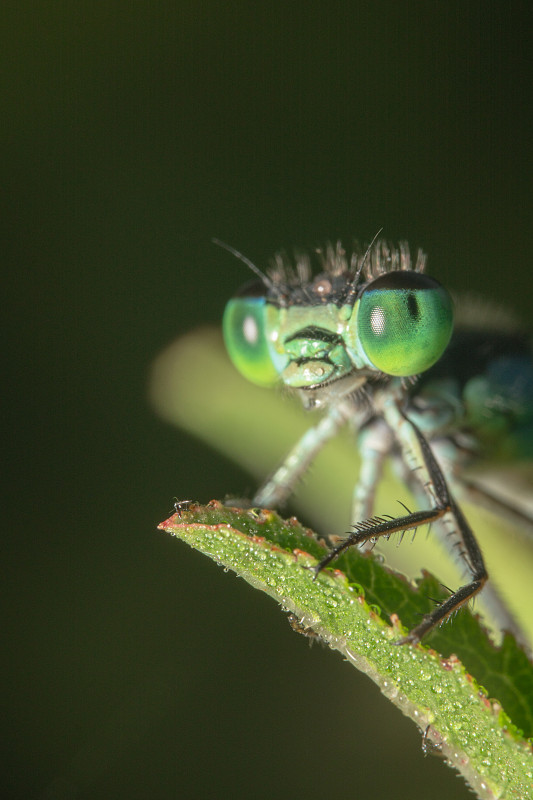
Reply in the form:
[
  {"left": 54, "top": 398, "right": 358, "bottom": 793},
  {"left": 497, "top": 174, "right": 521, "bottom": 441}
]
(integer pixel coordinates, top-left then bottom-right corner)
[{"left": 160, "top": 502, "right": 533, "bottom": 799}]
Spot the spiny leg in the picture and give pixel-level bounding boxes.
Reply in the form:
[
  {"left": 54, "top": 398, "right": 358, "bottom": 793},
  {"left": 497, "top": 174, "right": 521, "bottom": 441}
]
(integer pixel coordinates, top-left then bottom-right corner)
[
  {"left": 392, "top": 443, "right": 528, "bottom": 644},
  {"left": 310, "top": 403, "right": 488, "bottom": 644},
  {"left": 397, "top": 495, "right": 486, "bottom": 644}
]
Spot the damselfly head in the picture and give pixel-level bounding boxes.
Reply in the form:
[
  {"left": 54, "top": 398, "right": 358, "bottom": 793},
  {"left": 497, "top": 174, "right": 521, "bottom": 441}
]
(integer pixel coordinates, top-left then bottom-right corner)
[{"left": 221, "top": 237, "right": 453, "bottom": 391}]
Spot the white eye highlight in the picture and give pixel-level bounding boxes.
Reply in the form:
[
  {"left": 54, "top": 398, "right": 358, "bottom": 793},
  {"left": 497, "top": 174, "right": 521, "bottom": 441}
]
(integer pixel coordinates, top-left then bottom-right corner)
[
  {"left": 243, "top": 314, "right": 259, "bottom": 345},
  {"left": 370, "top": 306, "right": 386, "bottom": 335}
]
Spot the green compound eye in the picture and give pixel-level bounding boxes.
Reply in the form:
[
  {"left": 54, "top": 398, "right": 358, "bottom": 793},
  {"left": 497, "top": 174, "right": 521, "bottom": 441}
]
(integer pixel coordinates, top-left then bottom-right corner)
[
  {"left": 357, "top": 272, "right": 454, "bottom": 377},
  {"left": 223, "top": 282, "right": 280, "bottom": 387}
]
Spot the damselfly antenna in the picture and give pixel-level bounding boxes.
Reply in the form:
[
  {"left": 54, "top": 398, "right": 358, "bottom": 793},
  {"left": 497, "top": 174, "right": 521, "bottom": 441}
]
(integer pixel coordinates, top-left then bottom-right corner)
[
  {"left": 354, "top": 228, "right": 384, "bottom": 284},
  {"left": 343, "top": 228, "right": 383, "bottom": 306},
  {"left": 212, "top": 238, "right": 276, "bottom": 293}
]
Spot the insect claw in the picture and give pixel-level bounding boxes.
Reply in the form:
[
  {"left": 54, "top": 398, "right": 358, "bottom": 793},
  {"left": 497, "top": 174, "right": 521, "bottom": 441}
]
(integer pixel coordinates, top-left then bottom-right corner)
[
  {"left": 303, "top": 563, "right": 322, "bottom": 580},
  {"left": 393, "top": 631, "right": 420, "bottom": 646}
]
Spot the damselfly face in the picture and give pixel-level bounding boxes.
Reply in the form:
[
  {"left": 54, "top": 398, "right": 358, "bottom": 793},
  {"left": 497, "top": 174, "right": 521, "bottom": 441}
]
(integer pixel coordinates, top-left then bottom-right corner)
[{"left": 223, "top": 243, "right": 454, "bottom": 408}]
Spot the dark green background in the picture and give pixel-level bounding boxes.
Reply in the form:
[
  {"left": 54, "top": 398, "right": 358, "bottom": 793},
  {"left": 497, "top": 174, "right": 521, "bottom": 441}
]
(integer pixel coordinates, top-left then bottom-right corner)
[{"left": 4, "top": 3, "right": 531, "bottom": 799}]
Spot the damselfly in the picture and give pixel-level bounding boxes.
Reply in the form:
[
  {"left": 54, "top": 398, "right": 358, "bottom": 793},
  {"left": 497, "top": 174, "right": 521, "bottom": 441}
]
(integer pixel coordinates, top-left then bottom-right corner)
[{"left": 219, "top": 238, "right": 533, "bottom": 645}]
